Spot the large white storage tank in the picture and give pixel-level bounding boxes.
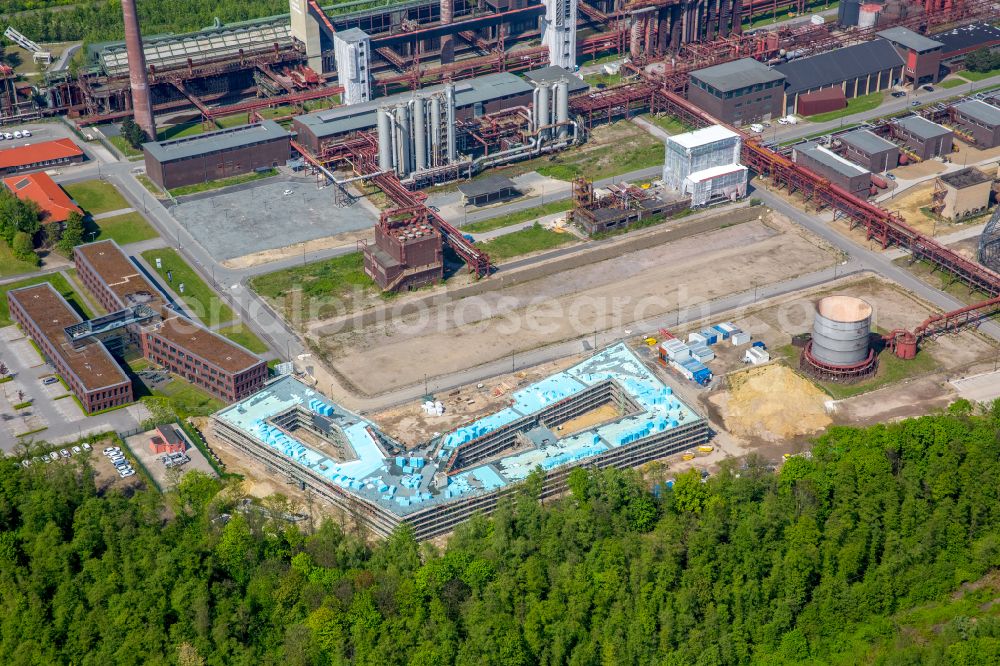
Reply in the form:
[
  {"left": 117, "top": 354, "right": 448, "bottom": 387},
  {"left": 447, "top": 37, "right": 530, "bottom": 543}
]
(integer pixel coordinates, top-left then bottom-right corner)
[{"left": 810, "top": 296, "right": 873, "bottom": 366}]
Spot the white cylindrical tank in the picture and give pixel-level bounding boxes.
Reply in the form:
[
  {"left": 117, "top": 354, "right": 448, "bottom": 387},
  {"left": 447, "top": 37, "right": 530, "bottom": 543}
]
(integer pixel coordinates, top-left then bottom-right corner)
[
  {"left": 445, "top": 83, "right": 456, "bottom": 163},
  {"left": 376, "top": 108, "right": 393, "bottom": 172},
  {"left": 430, "top": 95, "right": 442, "bottom": 167},
  {"left": 394, "top": 105, "right": 411, "bottom": 177},
  {"left": 413, "top": 96, "right": 426, "bottom": 171},
  {"left": 538, "top": 83, "right": 551, "bottom": 140},
  {"left": 811, "top": 295, "right": 873, "bottom": 366},
  {"left": 555, "top": 81, "right": 569, "bottom": 140}
]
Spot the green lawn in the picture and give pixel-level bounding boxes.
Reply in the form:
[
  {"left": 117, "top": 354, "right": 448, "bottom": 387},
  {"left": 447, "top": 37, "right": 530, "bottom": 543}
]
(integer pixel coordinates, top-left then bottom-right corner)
[
  {"left": 64, "top": 179, "right": 130, "bottom": 215},
  {"left": 583, "top": 72, "right": 624, "bottom": 88},
  {"left": 215, "top": 114, "right": 252, "bottom": 128},
  {"left": 140, "top": 248, "right": 235, "bottom": 326},
  {"left": 157, "top": 121, "right": 207, "bottom": 141},
  {"left": 256, "top": 106, "right": 298, "bottom": 120},
  {"left": 937, "top": 77, "right": 967, "bottom": 89},
  {"left": 475, "top": 224, "right": 577, "bottom": 262},
  {"left": 805, "top": 91, "right": 884, "bottom": 123},
  {"left": 958, "top": 67, "right": 1000, "bottom": 82},
  {"left": 169, "top": 169, "right": 277, "bottom": 197},
  {"left": 108, "top": 135, "right": 142, "bottom": 159},
  {"left": 815, "top": 344, "right": 939, "bottom": 400},
  {"left": 216, "top": 324, "right": 269, "bottom": 354},
  {"left": 463, "top": 200, "right": 573, "bottom": 234},
  {"left": 0, "top": 273, "right": 92, "bottom": 327},
  {"left": 151, "top": 379, "right": 224, "bottom": 417},
  {"left": 745, "top": 0, "right": 838, "bottom": 28},
  {"left": 249, "top": 251, "right": 381, "bottom": 323},
  {"left": 135, "top": 173, "right": 166, "bottom": 199},
  {"left": 87, "top": 211, "right": 159, "bottom": 246},
  {"left": 642, "top": 113, "right": 694, "bottom": 135},
  {"left": 0, "top": 242, "right": 42, "bottom": 278}
]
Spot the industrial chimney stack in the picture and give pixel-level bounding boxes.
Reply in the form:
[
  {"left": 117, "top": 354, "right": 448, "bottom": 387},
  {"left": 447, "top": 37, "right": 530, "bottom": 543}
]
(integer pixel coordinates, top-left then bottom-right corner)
[{"left": 121, "top": 0, "right": 156, "bottom": 141}]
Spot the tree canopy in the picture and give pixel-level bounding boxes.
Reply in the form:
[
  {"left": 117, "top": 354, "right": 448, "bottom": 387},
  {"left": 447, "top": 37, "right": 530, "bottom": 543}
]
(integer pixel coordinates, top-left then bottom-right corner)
[{"left": 2, "top": 403, "right": 1000, "bottom": 664}]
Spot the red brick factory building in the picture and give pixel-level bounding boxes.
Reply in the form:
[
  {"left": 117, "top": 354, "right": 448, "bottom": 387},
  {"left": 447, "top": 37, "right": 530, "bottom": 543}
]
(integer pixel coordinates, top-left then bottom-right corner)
[{"left": 7, "top": 239, "right": 267, "bottom": 413}]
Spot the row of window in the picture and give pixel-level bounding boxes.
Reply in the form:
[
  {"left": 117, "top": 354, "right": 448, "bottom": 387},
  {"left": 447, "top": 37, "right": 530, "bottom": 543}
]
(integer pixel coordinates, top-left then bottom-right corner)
[
  {"left": 693, "top": 77, "right": 783, "bottom": 100},
  {"left": 8, "top": 156, "right": 77, "bottom": 173}
]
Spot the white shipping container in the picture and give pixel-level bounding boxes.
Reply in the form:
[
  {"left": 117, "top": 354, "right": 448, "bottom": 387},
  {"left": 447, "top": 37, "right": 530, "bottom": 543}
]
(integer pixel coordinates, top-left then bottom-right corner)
[
  {"left": 688, "top": 332, "right": 706, "bottom": 345},
  {"left": 731, "top": 331, "right": 751, "bottom": 346}
]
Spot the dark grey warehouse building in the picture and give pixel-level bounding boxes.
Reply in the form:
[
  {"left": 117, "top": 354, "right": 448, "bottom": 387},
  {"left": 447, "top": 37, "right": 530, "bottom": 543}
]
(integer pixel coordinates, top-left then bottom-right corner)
[
  {"left": 687, "top": 58, "right": 786, "bottom": 127},
  {"left": 775, "top": 40, "right": 905, "bottom": 115},
  {"left": 792, "top": 141, "right": 871, "bottom": 197},
  {"left": 143, "top": 120, "right": 291, "bottom": 190},
  {"left": 950, "top": 100, "right": 1000, "bottom": 149},
  {"left": 839, "top": 129, "right": 900, "bottom": 173},
  {"left": 892, "top": 115, "right": 954, "bottom": 160}
]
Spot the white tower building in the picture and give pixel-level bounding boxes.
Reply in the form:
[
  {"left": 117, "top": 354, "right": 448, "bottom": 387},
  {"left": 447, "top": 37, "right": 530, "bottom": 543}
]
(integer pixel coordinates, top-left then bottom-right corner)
[
  {"left": 542, "top": 0, "right": 577, "bottom": 70},
  {"left": 334, "top": 28, "right": 372, "bottom": 106}
]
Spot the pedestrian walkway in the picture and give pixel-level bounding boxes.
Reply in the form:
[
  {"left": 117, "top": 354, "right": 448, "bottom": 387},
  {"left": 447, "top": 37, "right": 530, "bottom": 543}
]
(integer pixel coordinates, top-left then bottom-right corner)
[{"left": 92, "top": 207, "right": 135, "bottom": 220}]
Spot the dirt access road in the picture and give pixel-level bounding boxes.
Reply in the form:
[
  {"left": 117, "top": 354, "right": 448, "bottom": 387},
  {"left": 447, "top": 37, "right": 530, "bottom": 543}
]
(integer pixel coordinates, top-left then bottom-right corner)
[{"left": 315, "top": 208, "right": 840, "bottom": 396}]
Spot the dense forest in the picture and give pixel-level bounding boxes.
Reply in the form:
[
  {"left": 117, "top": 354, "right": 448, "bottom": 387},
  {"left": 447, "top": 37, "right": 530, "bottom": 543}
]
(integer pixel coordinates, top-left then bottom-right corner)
[
  {"left": 1, "top": 0, "right": 289, "bottom": 44},
  {"left": 2, "top": 401, "right": 1000, "bottom": 664}
]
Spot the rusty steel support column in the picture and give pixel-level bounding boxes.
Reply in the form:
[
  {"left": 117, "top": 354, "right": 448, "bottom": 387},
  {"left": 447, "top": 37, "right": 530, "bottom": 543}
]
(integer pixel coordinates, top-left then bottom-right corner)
[{"left": 121, "top": 0, "right": 156, "bottom": 140}]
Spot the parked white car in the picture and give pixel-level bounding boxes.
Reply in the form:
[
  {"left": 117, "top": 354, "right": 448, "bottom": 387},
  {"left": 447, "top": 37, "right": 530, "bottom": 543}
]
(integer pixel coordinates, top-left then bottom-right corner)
[
  {"left": 749, "top": 123, "right": 764, "bottom": 133},
  {"left": 21, "top": 129, "right": 30, "bottom": 137},
  {"left": 13, "top": 131, "right": 22, "bottom": 139}
]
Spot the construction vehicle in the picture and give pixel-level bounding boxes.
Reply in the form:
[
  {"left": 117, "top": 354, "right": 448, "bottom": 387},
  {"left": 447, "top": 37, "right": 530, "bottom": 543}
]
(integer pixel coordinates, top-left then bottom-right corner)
[
  {"left": 697, "top": 445, "right": 714, "bottom": 453},
  {"left": 682, "top": 452, "right": 695, "bottom": 461},
  {"left": 644, "top": 337, "right": 657, "bottom": 346}
]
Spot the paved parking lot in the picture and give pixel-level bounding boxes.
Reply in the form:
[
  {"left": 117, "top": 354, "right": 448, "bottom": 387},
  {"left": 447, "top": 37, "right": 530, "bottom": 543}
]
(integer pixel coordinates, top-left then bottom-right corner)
[
  {"left": 0, "top": 325, "right": 149, "bottom": 450},
  {"left": 170, "top": 178, "right": 377, "bottom": 261}
]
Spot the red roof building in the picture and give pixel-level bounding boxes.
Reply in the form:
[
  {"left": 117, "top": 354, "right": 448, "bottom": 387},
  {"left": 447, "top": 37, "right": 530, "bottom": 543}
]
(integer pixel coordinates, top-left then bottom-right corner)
[
  {"left": 150, "top": 425, "right": 187, "bottom": 454},
  {"left": 3, "top": 172, "right": 82, "bottom": 223},
  {"left": 0, "top": 138, "right": 84, "bottom": 174}
]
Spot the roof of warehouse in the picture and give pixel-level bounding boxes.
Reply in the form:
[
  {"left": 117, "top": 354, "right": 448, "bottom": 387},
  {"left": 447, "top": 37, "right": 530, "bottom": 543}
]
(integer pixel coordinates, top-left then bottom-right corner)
[
  {"left": 668, "top": 124, "right": 740, "bottom": 150},
  {"left": 795, "top": 142, "right": 869, "bottom": 178},
  {"left": 894, "top": 115, "right": 952, "bottom": 140},
  {"left": 295, "top": 73, "right": 533, "bottom": 139},
  {"left": 3, "top": 172, "right": 82, "bottom": 223},
  {"left": 939, "top": 167, "right": 991, "bottom": 189},
  {"left": 776, "top": 40, "right": 904, "bottom": 95},
  {"left": 457, "top": 175, "right": 517, "bottom": 198},
  {"left": 524, "top": 65, "right": 588, "bottom": 95},
  {"left": 0, "top": 138, "right": 83, "bottom": 169},
  {"left": 143, "top": 120, "right": 289, "bottom": 163},
  {"left": 877, "top": 27, "right": 944, "bottom": 53},
  {"left": 689, "top": 58, "right": 785, "bottom": 92},
  {"left": 840, "top": 128, "right": 898, "bottom": 154},
  {"left": 934, "top": 22, "right": 1000, "bottom": 56},
  {"left": 953, "top": 99, "right": 1000, "bottom": 127}
]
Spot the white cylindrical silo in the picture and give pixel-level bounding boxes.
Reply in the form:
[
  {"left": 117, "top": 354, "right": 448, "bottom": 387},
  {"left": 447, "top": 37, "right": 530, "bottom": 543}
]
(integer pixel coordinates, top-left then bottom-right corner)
[
  {"left": 445, "top": 83, "right": 456, "bottom": 163},
  {"left": 811, "top": 296, "right": 873, "bottom": 367},
  {"left": 395, "top": 105, "right": 411, "bottom": 177},
  {"left": 413, "top": 96, "right": 426, "bottom": 172},
  {"left": 376, "top": 108, "right": 393, "bottom": 172},
  {"left": 538, "top": 83, "right": 550, "bottom": 141},
  {"left": 555, "top": 81, "right": 569, "bottom": 140}
]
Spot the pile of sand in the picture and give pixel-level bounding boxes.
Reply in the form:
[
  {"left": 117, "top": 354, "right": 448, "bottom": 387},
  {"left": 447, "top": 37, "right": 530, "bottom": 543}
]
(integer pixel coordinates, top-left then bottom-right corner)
[{"left": 719, "top": 365, "right": 831, "bottom": 442}]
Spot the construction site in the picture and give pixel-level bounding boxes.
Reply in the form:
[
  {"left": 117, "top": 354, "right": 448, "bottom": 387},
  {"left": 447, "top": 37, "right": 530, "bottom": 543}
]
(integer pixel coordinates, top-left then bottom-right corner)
[{"left": 8, "top": 0, "right": 1000, "bottom": 538}]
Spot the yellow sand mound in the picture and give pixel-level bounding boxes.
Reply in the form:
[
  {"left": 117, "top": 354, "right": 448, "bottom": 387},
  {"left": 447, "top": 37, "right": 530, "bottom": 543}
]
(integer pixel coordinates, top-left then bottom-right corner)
[{"left": 721, "top": 364, "right": 831, "bottom": 442}]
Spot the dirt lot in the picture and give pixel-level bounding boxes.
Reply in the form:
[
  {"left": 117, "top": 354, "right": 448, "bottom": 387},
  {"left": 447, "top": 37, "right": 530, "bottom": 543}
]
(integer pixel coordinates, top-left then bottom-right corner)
[
  {"left": 882, "top": 183, "right": 940, "bottom": 235},
  {"left": 890, "top": 160, "right": 947, "bottom": 180},
  {"left": 221, "top": 226, "right": 375, "bottom": 270},
  {"left": 951, "top": 140, "right": 1000, "bottom": 165},
  {"left": 91, "top": 439, "right": 146, "bottom": 495},
  {"left": 314, "top": 208, "right": 839, "bottom": 396}
]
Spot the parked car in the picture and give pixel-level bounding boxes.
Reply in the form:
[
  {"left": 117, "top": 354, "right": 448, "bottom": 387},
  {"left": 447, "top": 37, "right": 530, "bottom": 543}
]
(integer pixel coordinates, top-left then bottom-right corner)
[
  {"left": 4, "top": 133, "right": 12, "bottom": 140},
  {"left": 82, "top": 443, "right": 92, "bottom": 452},
  {"left": 59, "top": 449, "right": 70, "bottom": 458},
  {"left": 13, "top": 131, "right": 22, "bottom": 139},
  {"left": 22, "top": 129, "right": 30, "bottom": 137},
  {"left": 21, "top": 459, "right": 31, "bottom": 468},
  {"left": 911, "top": 100, "right": 920, "bottom": 106},
  {"left": 891, "top": 91, "right": 906, "bottom": 98},
  {"left": 922, "top": 84, "right": 934, "bottom": 92},
  {"left": 43, "top": 376, "right": 58, "bottom": 385},
  {"left": 72, "top": 446, "right": 82, "bottom": 455}
]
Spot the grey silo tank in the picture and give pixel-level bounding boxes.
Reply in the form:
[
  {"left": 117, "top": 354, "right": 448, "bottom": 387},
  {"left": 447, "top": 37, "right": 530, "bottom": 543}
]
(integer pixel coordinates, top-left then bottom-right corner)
[{"left": 811, "top": 296, "right": 873, "bottom": 366}]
